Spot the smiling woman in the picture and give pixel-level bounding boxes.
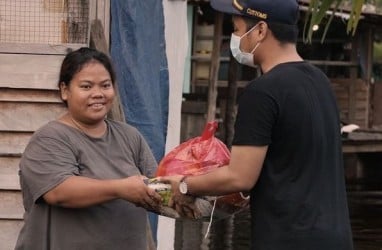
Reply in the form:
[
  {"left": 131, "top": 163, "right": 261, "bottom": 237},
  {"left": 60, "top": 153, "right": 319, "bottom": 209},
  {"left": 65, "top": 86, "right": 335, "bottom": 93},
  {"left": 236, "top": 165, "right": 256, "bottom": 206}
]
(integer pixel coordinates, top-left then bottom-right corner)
[
  {"left": 15, "top": 47, "right": 162, "bottom": 250},
  {"left": 58, "top": 55, "right": 116, "bottom": 137}
]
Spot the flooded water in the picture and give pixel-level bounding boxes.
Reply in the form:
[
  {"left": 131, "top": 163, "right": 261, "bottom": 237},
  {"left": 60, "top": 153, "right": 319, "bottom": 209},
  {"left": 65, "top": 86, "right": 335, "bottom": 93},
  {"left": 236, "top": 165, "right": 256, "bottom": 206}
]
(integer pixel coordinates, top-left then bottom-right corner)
[
  {"left": 174, "top": 195, "right": 382, "bottom": 250},
  {"left": 174, "top": 158, "right": 382, "bottom": 249},
  {"left": 174, "top": 210, "right": 251, "bottom": 250},
  {"left": 348, "top": 184, "right": 382, "bottom": 249}
]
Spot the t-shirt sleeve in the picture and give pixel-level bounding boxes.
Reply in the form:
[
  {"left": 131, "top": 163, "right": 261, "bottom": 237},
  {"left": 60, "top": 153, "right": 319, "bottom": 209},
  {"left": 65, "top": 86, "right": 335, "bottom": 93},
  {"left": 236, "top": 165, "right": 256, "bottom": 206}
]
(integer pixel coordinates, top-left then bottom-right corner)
[
  {"left": 19, "top": 132, "right": 80, "bottom": 204},
  {"left": 232, "top": 86, "right": 278, "bottom": 146},
  {"left": 125, "top": 127, "right": 158, "bottom": 178}
]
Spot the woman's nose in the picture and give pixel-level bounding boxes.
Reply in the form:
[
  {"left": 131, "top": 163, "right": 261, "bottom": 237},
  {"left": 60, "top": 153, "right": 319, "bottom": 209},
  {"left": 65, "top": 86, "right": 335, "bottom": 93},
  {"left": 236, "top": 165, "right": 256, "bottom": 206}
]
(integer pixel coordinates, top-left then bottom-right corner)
[{"left": 91, "top": 86, "right": 105, "bottom": 97}]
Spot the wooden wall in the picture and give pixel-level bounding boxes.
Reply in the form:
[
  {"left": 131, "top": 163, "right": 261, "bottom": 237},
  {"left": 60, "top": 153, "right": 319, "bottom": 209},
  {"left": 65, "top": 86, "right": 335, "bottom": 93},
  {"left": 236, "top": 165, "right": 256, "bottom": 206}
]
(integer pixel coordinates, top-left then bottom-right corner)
[
  {"left": 331, "top": 78, "right": 370, "bottom": 128},
  {"left": 372, "top": 82, "right": 382, "bottom": 129},
  {"left": 0, "top": 1, "right": 110, "bottom": 248},
  {"left": 0, "top": 53, "right": 66, "bottom": 249}
]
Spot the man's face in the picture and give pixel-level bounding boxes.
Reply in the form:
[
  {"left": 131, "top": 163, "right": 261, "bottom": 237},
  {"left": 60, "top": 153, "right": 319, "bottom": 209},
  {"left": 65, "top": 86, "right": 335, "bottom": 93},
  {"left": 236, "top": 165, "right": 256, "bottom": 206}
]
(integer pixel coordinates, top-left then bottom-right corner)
[{"left": 232, "top": 16, "right": 258, "bottom": 53}]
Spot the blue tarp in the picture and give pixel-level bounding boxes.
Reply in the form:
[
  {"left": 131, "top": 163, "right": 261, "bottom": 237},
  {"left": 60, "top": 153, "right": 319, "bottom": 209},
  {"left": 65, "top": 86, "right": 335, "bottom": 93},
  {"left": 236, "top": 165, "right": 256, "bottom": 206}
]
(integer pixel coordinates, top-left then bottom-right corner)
[{"left": 110, "top": 0, "right": 169, "bottom": 243}]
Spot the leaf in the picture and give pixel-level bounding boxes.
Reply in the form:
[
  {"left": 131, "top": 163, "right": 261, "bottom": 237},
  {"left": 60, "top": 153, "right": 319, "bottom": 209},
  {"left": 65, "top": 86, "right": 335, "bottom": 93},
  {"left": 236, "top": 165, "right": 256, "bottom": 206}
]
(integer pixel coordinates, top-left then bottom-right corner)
[
  {"left": 304, "top": 0, "right": 339, "bottom": 43},
  {"left": 303, "top": 0, "right": 365, "bottom": 43},
  {"left": 347, "top": 0, "right": 364, "bottom": 36},
  {"left": 320, "top": 0, "right": 342, "bottom": 43}
]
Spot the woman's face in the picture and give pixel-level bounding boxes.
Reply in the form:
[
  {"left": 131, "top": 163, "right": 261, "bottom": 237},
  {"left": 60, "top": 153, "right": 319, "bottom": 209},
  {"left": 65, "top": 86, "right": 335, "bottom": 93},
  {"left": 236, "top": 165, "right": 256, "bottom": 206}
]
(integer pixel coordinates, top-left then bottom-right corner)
[{"left": 60, "top": 61, "right": 115, "bottom": 124}]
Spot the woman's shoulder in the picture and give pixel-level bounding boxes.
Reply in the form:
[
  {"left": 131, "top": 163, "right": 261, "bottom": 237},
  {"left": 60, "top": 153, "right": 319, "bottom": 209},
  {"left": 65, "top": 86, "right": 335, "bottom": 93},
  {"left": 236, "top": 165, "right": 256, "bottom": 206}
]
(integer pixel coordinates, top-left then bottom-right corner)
[{"left": 32, "top": 120, "right": 78, "bottom": 141}]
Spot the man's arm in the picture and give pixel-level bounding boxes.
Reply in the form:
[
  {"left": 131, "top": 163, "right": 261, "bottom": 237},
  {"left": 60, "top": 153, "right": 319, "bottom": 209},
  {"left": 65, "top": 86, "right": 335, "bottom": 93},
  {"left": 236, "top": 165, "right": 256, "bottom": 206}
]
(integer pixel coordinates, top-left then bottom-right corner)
[{"left": 163, "top": 145, "right": 268, "bottom": 197}]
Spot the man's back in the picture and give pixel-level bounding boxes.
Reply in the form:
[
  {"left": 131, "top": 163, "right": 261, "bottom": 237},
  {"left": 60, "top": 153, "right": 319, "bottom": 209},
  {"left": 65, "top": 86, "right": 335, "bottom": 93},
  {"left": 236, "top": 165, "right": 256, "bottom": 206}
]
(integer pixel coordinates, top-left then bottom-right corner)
[{"left": 233, "top": 61, "right": 353, "bottom": 250}]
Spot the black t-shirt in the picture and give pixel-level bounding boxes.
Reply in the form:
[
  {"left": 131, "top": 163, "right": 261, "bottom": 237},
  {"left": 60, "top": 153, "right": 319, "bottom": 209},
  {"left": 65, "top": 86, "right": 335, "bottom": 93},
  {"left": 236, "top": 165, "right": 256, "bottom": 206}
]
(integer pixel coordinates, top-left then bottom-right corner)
[{"left": 233, "top": 62, "right": 353, "bottom": 250}]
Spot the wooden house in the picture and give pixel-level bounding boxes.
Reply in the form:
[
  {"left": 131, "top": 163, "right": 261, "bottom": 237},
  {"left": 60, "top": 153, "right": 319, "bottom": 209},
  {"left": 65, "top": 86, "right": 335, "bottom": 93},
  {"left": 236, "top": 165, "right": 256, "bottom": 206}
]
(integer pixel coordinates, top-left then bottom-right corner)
[
  {"left": 182, "top": 0, "right": 382, "bottom": 155},
  {"left": 0, "top": 1, "right": 110, "bottom": 248}
]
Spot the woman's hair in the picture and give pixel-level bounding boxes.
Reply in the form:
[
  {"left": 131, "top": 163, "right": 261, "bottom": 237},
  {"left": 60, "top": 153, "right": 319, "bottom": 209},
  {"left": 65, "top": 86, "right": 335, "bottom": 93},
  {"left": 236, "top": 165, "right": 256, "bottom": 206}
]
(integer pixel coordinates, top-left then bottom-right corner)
[
  {"left": 241, "top": 16, "right": 299, "bottom": 44},
  {"left": 58, "top": 47, "right": 116, "bottom": 105}
]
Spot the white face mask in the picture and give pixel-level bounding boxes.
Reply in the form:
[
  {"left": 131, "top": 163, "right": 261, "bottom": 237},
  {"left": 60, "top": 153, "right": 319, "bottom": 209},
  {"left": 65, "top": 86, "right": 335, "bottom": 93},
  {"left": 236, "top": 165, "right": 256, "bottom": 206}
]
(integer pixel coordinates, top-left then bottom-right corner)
[{"left": 230, "top": 25, "right": 261, "bottom": 68}]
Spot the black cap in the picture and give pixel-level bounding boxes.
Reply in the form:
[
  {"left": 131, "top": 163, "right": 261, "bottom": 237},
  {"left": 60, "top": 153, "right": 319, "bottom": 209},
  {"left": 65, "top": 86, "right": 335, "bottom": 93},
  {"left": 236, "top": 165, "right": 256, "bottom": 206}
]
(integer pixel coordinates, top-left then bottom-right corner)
[{"left": 210, "top": 0, "right": 299, "bottom": 25}]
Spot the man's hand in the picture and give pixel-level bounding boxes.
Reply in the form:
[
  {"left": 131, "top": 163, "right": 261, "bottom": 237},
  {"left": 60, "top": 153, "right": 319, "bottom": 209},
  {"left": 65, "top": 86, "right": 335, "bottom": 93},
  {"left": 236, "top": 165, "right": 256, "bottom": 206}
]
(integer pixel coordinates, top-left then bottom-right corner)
[{"left": 159, "top": 175, "right": 201, "bottom": 219}]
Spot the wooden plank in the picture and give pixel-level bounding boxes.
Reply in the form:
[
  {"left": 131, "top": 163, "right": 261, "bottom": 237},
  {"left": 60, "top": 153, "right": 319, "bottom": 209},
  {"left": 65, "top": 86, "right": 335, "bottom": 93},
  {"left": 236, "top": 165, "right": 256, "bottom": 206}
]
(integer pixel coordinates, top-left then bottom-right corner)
[
  {"left": 0, "top": 102, "right": 66, "bottom": 132},
  {"left": 206, "top": 12, "right": 223, "bottom": 122},
  {"left": 0, "top": 219, "right": 24, "bottom": 250},
  {"left": 0, "top": 132, "right": 33, "bottom": 156},
  {"left": 181, "top": 101, "right": 207, "bottom": 114},
  {"left": 330, "top": 78, "right": 369, "bottom": 127},
  {"left": 372, "top": 82, "right": 382, "bottom": 127},
  {"left": 343, "top": 144, "right": 382, "bottom": 153},
  {"left": 0, "top": 157, "right": 20, "bottom": 175},
  {"left": 0, "top": 43, "right": 84, "bottom": 54},
  {"left": 0, "top": 54, "right": 64, "bottom": 90},
  {"left": 0, "top": 88, "right": 61, "bottom": 103},
  {"left": 0, "top": 191, "right": 24, "bottom": 219},
  {"left": 0, "top": 175, "right": 20, "bottom": 190},
  {"left": 95, "top": 0, "right": 110, "bottom": 48},
  {"left": 0, "top": 157, "right": 20, "bottom": 190}
]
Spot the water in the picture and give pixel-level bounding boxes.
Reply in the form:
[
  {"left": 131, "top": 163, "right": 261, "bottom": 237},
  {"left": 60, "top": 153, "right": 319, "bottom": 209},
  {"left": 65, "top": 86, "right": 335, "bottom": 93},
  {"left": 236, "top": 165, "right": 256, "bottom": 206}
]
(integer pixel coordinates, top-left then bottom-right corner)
[
  {"left": 174, "top": 210, "right": 251, "bottom": 250},
  {"left": 348, "top": 184, "right": 382, "bottom": 250},
  {"left": 174, "top": 187, "right": 382, "bottom": 250}
]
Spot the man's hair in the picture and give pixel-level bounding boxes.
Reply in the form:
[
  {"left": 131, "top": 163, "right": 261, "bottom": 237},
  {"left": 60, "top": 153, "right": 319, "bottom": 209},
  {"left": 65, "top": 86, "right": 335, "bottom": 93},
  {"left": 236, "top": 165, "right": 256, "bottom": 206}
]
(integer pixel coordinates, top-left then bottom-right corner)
[{"left": 242, "top": 16, "right": 299, "bottom": 44}]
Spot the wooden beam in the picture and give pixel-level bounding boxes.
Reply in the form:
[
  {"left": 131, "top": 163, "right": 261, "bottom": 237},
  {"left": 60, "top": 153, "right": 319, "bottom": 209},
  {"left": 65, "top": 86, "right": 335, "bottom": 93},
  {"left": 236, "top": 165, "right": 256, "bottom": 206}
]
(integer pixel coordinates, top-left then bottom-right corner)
[
  {"left": 0, "top": 220, "right": 24, "bottom": 250},
  {"left": 224, "top": 54, "right": 239, "bottom": 147},
  {"left": 0, "top": 54, "right": 64, "bottom": 90},
  {"left": 0, "top": 43, "right": 85, "bottom": 55},
  {"left": 0, "top": 132, "right": 33, "bottom": 156},
  {"left": 0, "top": 102, "right": 65, "bottom": 132},
  {"left": 90, "top": 19, "right": 126, "bottom": 123},
  {"left": 0, "top": 175, "right": 20, "bottom": 190},
  {"left": 0, "top": 88, "right": 61, "bottom": 103},
  {"left": 206, "top": 12, "right": 223, "bottom": 122},
  {"left": 0, "top": 191, "right": 24, "bottom": 219}
]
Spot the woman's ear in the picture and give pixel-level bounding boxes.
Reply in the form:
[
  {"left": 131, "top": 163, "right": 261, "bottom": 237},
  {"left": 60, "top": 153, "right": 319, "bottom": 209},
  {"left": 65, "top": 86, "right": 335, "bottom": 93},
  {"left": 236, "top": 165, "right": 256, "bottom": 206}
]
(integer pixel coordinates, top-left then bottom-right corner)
[{"left": 60, "top": 82, "right": 68, "bottom": 101}]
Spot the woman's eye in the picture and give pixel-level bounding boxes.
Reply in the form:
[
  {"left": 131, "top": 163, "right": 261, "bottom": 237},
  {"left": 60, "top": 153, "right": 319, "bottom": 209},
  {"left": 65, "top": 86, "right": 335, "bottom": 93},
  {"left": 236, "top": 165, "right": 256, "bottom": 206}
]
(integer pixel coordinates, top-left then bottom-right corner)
[
  {"left": 80, "top": 85, "right": 91, "bottom": 89},
  {"left": 103, "top": 82, "right": 112, "bottom": 88}
]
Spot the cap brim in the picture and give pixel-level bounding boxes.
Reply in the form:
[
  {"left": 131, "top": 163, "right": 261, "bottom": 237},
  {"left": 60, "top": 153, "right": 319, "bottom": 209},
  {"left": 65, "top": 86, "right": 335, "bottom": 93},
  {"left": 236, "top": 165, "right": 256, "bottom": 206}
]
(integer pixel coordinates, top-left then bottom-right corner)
[{"left": 210, "top": 0, "right": 242, "bottom": 16}]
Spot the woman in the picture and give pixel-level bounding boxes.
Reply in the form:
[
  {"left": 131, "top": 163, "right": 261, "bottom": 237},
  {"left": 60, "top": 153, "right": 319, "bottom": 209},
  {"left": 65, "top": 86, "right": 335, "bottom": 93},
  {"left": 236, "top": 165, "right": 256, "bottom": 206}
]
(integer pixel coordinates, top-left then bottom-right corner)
[{"left": 15, "top": 47, "right": 161, "bottom": 250}]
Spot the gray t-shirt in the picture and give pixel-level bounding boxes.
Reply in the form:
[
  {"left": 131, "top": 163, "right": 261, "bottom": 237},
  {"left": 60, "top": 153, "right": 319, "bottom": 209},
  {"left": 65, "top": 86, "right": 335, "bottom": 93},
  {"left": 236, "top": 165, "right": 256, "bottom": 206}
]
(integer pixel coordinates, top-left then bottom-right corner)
[{"left": 15, "top": 120, "right": 157, "bottom": 250}]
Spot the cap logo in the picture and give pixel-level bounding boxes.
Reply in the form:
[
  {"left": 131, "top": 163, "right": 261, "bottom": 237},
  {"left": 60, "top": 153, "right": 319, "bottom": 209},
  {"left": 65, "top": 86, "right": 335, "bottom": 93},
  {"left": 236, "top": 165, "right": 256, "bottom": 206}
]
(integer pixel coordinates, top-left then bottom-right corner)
[{"left": 233, "top": 0, "right": 268, "bottom": 20}]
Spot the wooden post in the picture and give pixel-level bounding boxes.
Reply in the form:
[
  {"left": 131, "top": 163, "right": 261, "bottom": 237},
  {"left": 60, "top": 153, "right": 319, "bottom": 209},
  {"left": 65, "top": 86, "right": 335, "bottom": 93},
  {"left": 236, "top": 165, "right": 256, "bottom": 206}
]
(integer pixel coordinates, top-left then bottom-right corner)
[
  {"left": 67, "top": 0, "right": 88, "bottom": 44},
  {"left": 224, "top": 53, "right": 239, "bottom": 147},
  {"left": 348, "top": 35, "right": 358, "bottom": 125},
  {"left": 364, "top": 26, "right": 374, "bottom": 128},
  {"left": 90, "top": 19, "right": 126, "bottom": 123},
  {"left": 206, "top": 12, "right": 223, "bottom": 122}
]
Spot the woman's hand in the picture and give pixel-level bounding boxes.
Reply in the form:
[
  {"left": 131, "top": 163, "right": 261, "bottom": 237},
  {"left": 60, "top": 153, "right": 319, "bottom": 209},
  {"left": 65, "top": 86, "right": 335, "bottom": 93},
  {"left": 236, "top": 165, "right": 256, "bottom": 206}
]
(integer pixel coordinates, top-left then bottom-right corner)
[{"left": 118, "top": 175, "right": 162, "bottom": 211}]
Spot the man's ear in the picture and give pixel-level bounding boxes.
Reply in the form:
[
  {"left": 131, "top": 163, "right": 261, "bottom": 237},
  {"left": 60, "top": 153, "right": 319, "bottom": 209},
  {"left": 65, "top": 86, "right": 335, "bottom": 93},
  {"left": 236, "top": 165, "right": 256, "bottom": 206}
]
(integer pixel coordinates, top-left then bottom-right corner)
[{"left": 256, "top": 21, "right": 268, "bottom": 41}]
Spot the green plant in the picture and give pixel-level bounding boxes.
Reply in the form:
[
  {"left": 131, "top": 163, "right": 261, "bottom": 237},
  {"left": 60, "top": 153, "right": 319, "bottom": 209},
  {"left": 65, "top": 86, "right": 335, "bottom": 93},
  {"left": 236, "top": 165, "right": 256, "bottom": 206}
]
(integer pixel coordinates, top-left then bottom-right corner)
[{"left": 303, "top": 0, "right": 365, "bottom": 43}]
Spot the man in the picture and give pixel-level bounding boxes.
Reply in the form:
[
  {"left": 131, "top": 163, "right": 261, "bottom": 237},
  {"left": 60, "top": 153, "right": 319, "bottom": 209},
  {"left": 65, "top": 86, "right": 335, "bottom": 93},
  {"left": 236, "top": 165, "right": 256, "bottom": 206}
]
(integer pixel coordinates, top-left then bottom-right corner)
[{"left": 162, "top": 0, "right": 354, "bottom": 249}]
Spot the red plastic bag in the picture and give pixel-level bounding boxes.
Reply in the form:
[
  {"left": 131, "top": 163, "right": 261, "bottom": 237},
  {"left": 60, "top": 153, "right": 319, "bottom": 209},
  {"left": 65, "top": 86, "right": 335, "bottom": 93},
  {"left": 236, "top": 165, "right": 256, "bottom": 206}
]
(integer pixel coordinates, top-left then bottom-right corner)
[
  {"left": 156, "top": 121, "right": 249, "bottom": 219},
  {"left": 156, "top": 121, "right": 230, "bottom": 177}
]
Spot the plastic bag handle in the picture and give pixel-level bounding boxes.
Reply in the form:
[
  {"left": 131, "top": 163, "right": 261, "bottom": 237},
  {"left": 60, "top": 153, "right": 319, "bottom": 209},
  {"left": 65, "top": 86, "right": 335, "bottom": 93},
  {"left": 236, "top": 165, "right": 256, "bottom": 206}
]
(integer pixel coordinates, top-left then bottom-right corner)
[{"left": 200, "top": 121, "right": 218, "bottom": 141}]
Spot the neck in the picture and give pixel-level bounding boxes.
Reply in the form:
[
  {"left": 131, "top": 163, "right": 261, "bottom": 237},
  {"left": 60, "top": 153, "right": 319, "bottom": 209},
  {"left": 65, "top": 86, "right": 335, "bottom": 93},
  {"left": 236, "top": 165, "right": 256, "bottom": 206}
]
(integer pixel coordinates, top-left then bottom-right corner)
[
  {"left": 67, "top": 114, "right": 107, "bottom": 138},
  {"left": 259, "top": 43, "right": 303, "bottom": 73}
]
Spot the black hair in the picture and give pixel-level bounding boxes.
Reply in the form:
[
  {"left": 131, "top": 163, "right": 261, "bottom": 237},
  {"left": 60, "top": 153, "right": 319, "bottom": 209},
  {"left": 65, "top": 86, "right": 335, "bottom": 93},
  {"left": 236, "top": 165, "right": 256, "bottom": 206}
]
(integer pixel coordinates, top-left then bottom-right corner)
[
  {"left": 242, "top": 16, "right": 299, "bottom": 44},
  {"left": 58, "top": 47, "right": 116, "bottom": 105}
]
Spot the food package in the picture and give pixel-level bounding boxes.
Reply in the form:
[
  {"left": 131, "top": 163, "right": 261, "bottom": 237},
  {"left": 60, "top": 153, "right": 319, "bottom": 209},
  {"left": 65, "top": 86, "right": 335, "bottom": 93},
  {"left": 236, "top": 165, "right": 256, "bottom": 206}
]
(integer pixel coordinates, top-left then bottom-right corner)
[
  {"left": 146, "top": 178, "right": 214, "bottom": 219},
  {"left": 151, "top": 121, "right": 249, "bottom": 220}
]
